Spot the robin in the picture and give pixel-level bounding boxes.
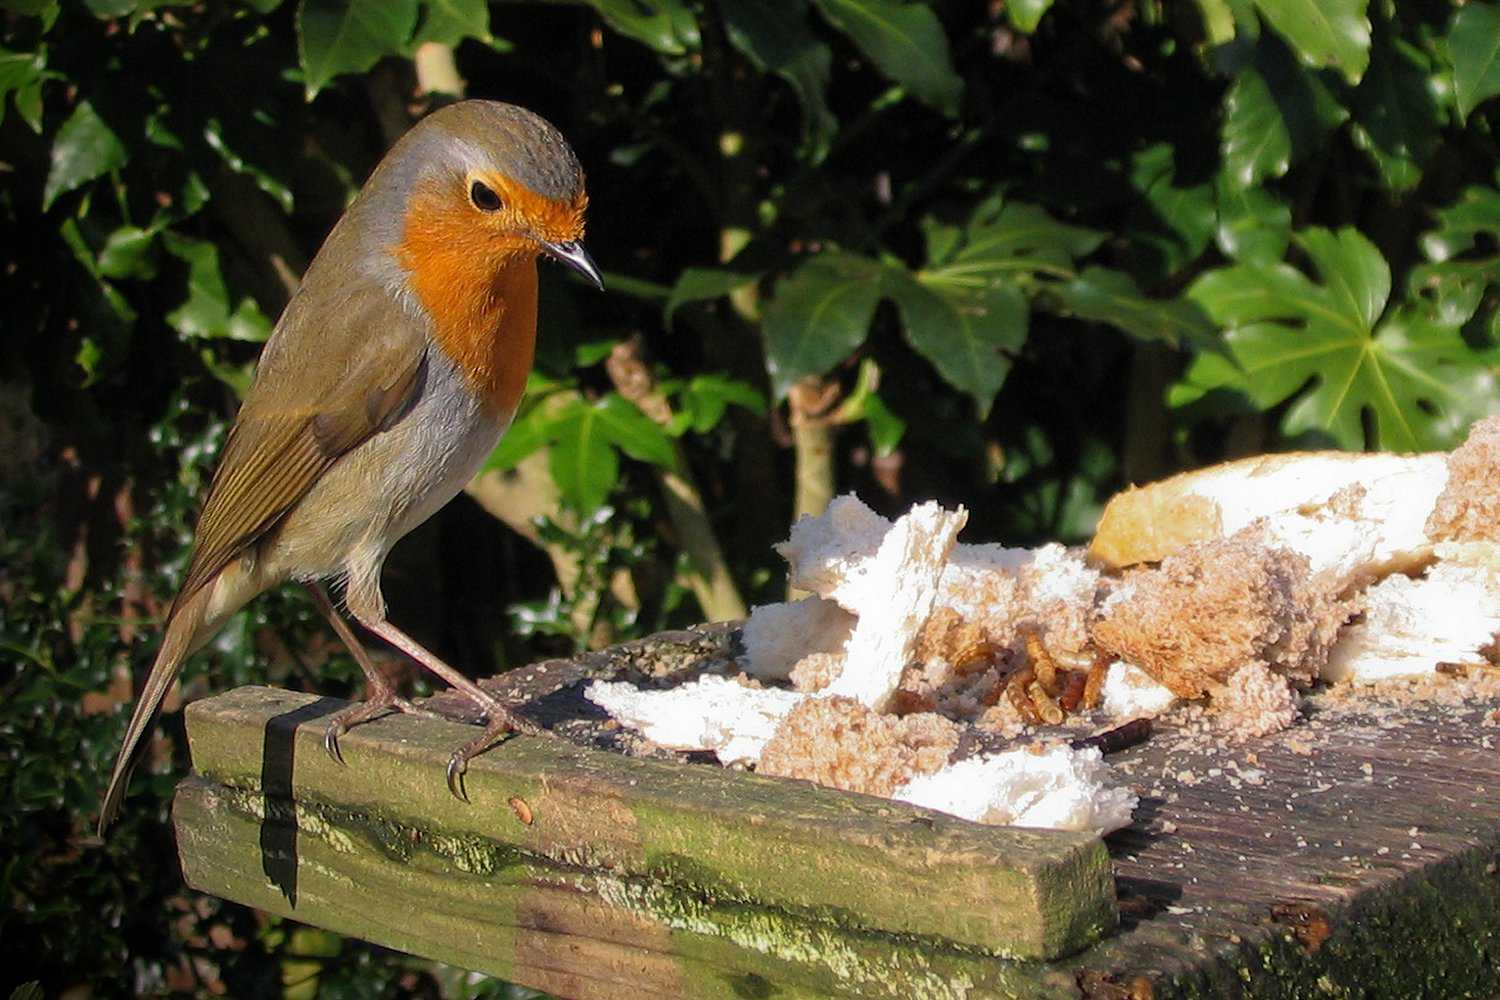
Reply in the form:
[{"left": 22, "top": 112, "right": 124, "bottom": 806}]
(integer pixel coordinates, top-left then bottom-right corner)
[{"left": 97, "top": 100, "right": 601, "bottom": 835}]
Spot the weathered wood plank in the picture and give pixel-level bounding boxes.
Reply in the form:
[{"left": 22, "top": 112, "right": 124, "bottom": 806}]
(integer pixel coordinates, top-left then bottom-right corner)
[
  {"left": 174, "top": 777, "right": 1084, "bottom": 1000},
  {"left": 180, "top": 685, "right": 1115, "bottom": 961}
]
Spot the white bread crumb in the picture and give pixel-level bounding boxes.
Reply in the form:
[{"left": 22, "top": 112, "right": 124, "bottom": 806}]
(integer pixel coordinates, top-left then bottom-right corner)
[
  {"left": 740, "top": 597, "right": 855, "bottom": 681},
  {"left": 894, "top": 745, "right": 1138, "bottom": 834},
  {"left": 1101, "top": 661, "right": 1179, "bottom": 719},
  {"left": 584, "top": 676, "right": 804, "bottom": 764}
]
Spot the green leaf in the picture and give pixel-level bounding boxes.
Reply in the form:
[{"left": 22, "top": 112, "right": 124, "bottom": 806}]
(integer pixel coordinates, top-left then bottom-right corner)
[
  {"left": 162, "top": 234, "right": 272, "bottom": 342},
  {"left": 722, "top": 0, "right": 836, "bottom": 161},
  {"left": 582, "top": 0, "right": 700, "bottom": 55},
  {"left": 811, "top": 0, "right": 962, "bottom": 115},
  {"left": 1422, "top": 182, "right": 1500, "bottom": 263},
  {"left": 549, "top": 400, "right": 619, "bottom": 512},
  {"left": 861, "top": 393, "right": 905, "bottom": 455},
  {"left": 1188, "top": 227, "right": 1493, "bottom": 450},
  {"left": 593, "top": 393, "right": 677, "bottom": 469},
  {"left": 59, "top": 219, "right": 136, "bottom": 385},
  {"left": 297, "top": 0, "right": 419, "bottom": 99},
  {"left": 1350, "top": 27, "right": 1438, "bottom": 191},
  {"left": 885, "top": 266, "right": 1026, "bottom": 416},
  {"left": 414, "top": 0, "right": 491, "bottom": 46},
  {"left": 675, "top": 374, "right": 767, "bottom": 434},
  {"left": 664, "top": 266, "right": 761, "bottom": 325},
  {"left": 96, "top": 225, "right": 159, "bottom": 280},
  {"left": 1055, "top": 267, "right": 1216, "bottom": 348},
  {"left": 1005, "top": 0, "right": 1053, "bottom": 33},
  {"left": 1220, "top": 37, "right": 1347, "bottom": 189},
  {"left": 1251, "top": 0, "right": 1370, "bottom": 82},
  {"left": 761, "top": 252, "right": 884, "bottom": 398},
  {"left": 43, "top": 101, "right": 129, "bottom": 210},
  {"left": 0, "top": 0, "right": 59, "bottom": 22},
  {"left": 1193, "top": 0, "right": 1239, "bottom": 45},
  {"left": 0, "top": 48, "right": 44, "bottom": 132},
  {"left": 1413, "top": 182, "right": 1500, "bottom": 315},
  {"left": 1127, "top": 143, "right": 1216, "bottom": 283},
  {"left": 1448, "top": 2, "right": 1500, "bottom": 120},
  {"left": 935, "top": 201, "right": 1104, "bottom": 277},
  {"left": 484, "top": 402, "right": 558, "bottom": 472},
  {"left": 1214, "top": 178, "right": 1291, "bottom": 264}
]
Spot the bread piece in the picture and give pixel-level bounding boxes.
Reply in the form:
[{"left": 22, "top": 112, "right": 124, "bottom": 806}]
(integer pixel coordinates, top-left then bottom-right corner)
[{"left": 584, "top": 676, "right": 804, "bottom": 764}]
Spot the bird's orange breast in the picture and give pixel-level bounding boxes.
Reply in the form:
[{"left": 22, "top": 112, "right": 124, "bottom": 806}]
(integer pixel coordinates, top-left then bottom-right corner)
[{"left": 394, "top": 193, "right": 538, "bottom": 418}]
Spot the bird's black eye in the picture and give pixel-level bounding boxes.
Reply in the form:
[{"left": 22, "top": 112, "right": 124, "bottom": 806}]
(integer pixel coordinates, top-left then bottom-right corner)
[{"left": 470, "top": 180, "right": 503, "bottom": 212}]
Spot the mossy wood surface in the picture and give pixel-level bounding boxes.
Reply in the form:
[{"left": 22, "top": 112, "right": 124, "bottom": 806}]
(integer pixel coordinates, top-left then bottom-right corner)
[
  {"left": 176, "top": 684, "right": 1114, "bottom": 965},
  {"left": 172, "top": 625, "right": 1500, "bottom": 998}
]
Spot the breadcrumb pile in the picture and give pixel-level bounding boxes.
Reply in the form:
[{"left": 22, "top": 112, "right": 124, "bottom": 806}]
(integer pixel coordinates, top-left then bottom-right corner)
[{"left": 584, "top": 414, "right": 1500, "bottom": 837}]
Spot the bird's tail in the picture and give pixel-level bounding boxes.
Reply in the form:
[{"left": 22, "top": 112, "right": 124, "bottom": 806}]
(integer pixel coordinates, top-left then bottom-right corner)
[{"left": 96, "top": 585, "right": 213, "bottom": 836}]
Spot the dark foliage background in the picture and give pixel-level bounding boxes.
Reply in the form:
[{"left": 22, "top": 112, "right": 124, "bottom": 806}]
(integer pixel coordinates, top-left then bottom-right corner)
[{"left": 2, "top": 0, "right": 1497, "bottom": 994}]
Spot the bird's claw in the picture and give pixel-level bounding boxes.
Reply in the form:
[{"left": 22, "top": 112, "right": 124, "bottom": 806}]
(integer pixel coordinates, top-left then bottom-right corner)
[
  {"left": 324, "top": 724, "right": 347, "bottom": 766},
  {"left": 446, "top": 754, "right": 469, "bottom": 802}
]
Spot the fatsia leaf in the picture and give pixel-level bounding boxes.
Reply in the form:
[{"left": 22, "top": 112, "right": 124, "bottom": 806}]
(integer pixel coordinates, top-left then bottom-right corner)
[
  {"left": 582, "top": 0, "right": 699, "bottom": 55},
  {"left": 1188, "top": 227, "right": 1494, "bottom": 450},
  {"left": 1054, "top": 267, "right": 1216, "bottom": 349},
  {"left": 43, "top": 101, "right": 128, "bottom": 210},
  {"left": 936, "top": 201, "right": 1104, "bottom": 277},
  {"left": 1447, "top": 2, "right": 1500, "bottom": 120},
  {"left": 1127, "top": 143, "right": 1216, "bottom": 283},
  {"left": 414, "top": 0, "right": 492, "bottom": 47},
  {"left": 548, "top": 399, "right": 619, "bottom": 513},
  {"left": 1413, "top": 182, "right": 1500, "bottom": 316},
  {"left": 761, "top": 252, "right": 884, "bottom": 399},
  {"left": 1251, "top": 0, "right": 1370, "bottom": 82},
  {"left": 811, "top": 0, "right": 962, "bottom": 115},
  {"left": 664, "top": 266, "right": 760, "bottom": 325},
  {"left": 1220, "top": 37, "right": 1347, "bottom": 189},
  {"left": 297, "top": 0, "right": 419, "bottom": 99},
  {"left": 722, "top": 0, "right": 836, "bottom": 161},
  {"left": 885, "top": 267, "right": 1026, "bottom": 417},
  {"left": 1350, "top": 27, "right": 1438, "bottom": 191},
  {"left": 593, "top": 393, "right": 677, "bottom": 470}
]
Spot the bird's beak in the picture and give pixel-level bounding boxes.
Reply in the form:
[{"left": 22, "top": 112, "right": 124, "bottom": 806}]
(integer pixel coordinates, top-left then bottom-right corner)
[{"left": 541, "top": 240, "right": 604, "bottom": 290}]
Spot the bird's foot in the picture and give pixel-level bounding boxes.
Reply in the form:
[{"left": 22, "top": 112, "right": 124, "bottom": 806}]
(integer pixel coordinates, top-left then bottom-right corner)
[
  {"left": 323, "top": 686, "right": 445, "bottom": 764},
  {"left": 445, "top": 701, "right": 541, "bottom": 801}
]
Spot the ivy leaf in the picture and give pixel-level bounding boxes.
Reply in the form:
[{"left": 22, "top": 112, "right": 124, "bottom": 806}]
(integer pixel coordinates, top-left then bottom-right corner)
[
  {"left": 593, "top": 393, "right": 677, "bottom": 469},
  {"left": 885, "top": 267, "right": 1026, "bottom": 417},
  {"left": 1220, "top": 37, "right": 1347, "bottom": 189},
  {"left": 722, "top": 0, "right": 836, "bottom": 162},
  {"left": 1054, "top": 267, "right": 1216, "bottom": 348},
  {"left": 203, "top": 118, "right": 295, "bottom": 214},
  {"left": 414, "top": 0, "right": 492, "bottom": 47},
  {"left": 1126, "top": 143, "right": 1216, "bottom": 283},
  {"left": 1214, "top": 178, "right": 1291, "bottom": 264},
  {"left": 761, "top": 252, "right": 884, "bottom": 398},
  {"left": 811, "top": 0, "right": 962, "bottom": 115},
  {"left": 1188, "top": 227, "right": 1494, "bottom": 450},
  {"left": 297, "top": 0, "right": 419, "bottom": 99},
  {"left": 549, "top": 399, "right": 620, "bottom": 513},
  {"left": 59, "top": 219, "right": 136, "bottom": 385},
  {"left": 1005, "top": 0, "right": 1054, "bottom": 33},
  {"left": 664, "top": 266, "right": 760, "bottom": 325},
  {"left": 0, "top": 48, "right": 45, "bottom": 132},
  {"left": 1447, "top": 2, "right": 1500, "bottom": 120},
  {"left": 582, "top": 0, "right": 700, "bottom": 55},
  {"left": 1250, "top": 0, "right": 1370, "bottom": 82},
  {"left": 43, "top": 101, "right": 129, "bottom": 210},
  {"left": 162, "top": 234, "right": 272, "bottom": 343},
  {"left": 96, "top": 225, "right": 160, "bottom": 280},
  {"left": 1350, "top": 27, "right": 1438, "bottom": 192}
]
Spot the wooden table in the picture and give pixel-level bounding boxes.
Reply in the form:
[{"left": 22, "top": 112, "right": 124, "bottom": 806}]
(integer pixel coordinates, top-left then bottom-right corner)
[{"left": 171, "top": 627, "right": 1500, "bottom": 999}]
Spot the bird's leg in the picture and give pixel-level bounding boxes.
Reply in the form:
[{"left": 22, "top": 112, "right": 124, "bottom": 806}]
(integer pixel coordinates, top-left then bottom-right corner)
[
  {"left": 304, "top": 582, "right": 442, "bottom": 763},
  {"left": 349, "top": 612, "right": 539, "bottom": 800}
]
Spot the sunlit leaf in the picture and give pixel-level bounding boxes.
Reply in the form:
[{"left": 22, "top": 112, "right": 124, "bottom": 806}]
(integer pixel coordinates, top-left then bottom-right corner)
[
  {"left": 673, "top": 374, "right": 767, "bottom": 434},
  {"left": 582, "top": 0, "right": 700, "bottom": 55},
  {"left": 43, "top": 101, "right": 128, "bottom": 210},
  {"left": 593, "top": 393, "right": 677, "bottom": 469},
  {"left": 297, "top": 0, "right": 419, "bottom": 99},
  {"left": 1006, "top": 0, "right": 1054, "bottom": 33},
  {"left": 811, "top": 0, "right": 962, "bottom": 115},
  {"left": 664, "top": 266, "right": 761, "bottom": 325},
  {"left": 1251, "top": 0, "right": 1370, "bottom": 82},
  {"left": 1220, "top": 37, "right": 1346, "bottom": 189},
  {"left": 549, "top": 399, "right": 620, "bottom": 512},
  {"left": 414, "top": 0, "right": 491, "bottom": 47},
  {"left": 96, "top": 225, "right": 159, "bottom": 280},
  {"left": 761, "top": 251, "right": 884, "bottom": 398},
  {"left": 1447, "top": 2, "right": 1500, "bottom": 120},
  {"left": 1188, "top": 227, "right": 1496, "bottom": 450},
  {"left": 1214, "top": 178, "right": 1291, "bottom": 264},
  {"left": 162, "top": 234, "right": 272, "bottom": 342}
]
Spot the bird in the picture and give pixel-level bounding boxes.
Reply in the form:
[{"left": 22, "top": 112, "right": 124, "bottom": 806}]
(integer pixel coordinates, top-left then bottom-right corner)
[{"left": 97, "top": 99, "right": 602, "bottom": 836}]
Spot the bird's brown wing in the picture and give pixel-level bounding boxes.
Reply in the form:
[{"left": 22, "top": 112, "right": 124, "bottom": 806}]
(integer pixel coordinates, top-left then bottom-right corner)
[{"left": 175, "top": 284, "right": 428, "bottom": 608}]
